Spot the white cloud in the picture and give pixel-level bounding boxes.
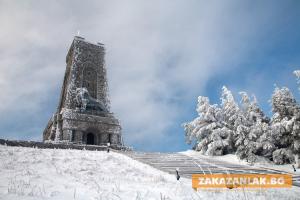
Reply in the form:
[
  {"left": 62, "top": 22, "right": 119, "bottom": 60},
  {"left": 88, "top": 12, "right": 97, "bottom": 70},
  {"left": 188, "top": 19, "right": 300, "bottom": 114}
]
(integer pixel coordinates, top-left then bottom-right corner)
[{"left": 0, "top": 0, "right": 282, "bottom": 149}]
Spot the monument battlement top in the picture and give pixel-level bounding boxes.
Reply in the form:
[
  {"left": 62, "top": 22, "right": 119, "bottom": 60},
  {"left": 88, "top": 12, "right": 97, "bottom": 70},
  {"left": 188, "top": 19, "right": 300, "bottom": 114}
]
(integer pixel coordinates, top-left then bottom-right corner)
[
  {"left": 66, "top": 36, "right": 105, "bottom": 62},
  {"left": 74, "top": 36, "right": 104, "bottom": 47}
]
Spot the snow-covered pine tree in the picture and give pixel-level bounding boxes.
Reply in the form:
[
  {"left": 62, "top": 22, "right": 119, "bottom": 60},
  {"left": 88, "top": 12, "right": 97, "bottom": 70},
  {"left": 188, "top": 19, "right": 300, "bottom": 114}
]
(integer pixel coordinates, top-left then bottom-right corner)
[
  {"left": 184, "top": 71, "right": 300, "bottom": 165},
  {"left": 215, "top": 86, "right": 240, "bottom": 153},
  {"left": 293, "top": 70, "right": 300, "bottom": 167},
  {"left": 183, "top": 87, "right": 236, "bottom": 156},
  {"left": 220, "top": 86, "right": 239, "bottom": 130},
  {"left": 234, "top": 92, "right": 251, "bottom": 148},
  {"left": 235, "top": 92, "right": 255, "bottom": 162},
  {"left": 201, "top": 86, "right": 240, "bottom": 155},
  {"left": 270, "top": 87, "right": 299, "bottom": 164},
  {"left": 183, "top": 96, "right": 224, "bottom": 155},
  {"left": 245, "top": 95, "right": 274, "bottom": 161},
  {"left": 235, "top": 92, "right": 273, "bottom": 163},
  {"left": 293, "top": 70, "right": 300, "bottom": 83}
]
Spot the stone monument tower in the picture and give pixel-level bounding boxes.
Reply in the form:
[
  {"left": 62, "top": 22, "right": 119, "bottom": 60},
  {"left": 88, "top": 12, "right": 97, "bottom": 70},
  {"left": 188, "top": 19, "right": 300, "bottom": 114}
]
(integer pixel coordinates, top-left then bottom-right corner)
[{"left": 43, "top": 36, "right": 122, "bottom": 146}]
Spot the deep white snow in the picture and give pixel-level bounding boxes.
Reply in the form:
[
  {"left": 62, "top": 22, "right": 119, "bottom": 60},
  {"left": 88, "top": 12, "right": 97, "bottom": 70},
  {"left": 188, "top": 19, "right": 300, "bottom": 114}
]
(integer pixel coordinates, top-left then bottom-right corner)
[{"left": 1, "top": 145, "right": 300, "bottom": 200}]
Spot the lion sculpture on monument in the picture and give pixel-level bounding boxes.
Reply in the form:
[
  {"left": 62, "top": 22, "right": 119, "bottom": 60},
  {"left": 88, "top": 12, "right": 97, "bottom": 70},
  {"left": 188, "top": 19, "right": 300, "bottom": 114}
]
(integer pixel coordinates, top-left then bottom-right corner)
[{"left": 75, "top": 87, "right": 108, "bottom": 112}]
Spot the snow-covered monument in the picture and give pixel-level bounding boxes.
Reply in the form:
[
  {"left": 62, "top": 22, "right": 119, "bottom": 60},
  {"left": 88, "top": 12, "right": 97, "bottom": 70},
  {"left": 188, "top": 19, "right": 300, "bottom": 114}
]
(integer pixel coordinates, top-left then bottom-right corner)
[{"left": 43, "top": 36, "right": 122, "bottom": 146}]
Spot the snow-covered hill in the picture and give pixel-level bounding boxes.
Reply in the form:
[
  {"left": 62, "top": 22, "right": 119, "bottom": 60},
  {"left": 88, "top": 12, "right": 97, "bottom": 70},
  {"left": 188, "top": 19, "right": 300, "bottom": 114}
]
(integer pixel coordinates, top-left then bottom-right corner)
[{"left": 0, "top": 145, "right": 300, "bottom": 200}]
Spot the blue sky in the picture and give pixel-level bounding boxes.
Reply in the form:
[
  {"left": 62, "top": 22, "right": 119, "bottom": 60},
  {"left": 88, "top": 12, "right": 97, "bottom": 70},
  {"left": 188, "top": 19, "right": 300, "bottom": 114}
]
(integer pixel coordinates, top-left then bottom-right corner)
[{"left": 0, "top": 0, "right": 300, "bottom": 152}]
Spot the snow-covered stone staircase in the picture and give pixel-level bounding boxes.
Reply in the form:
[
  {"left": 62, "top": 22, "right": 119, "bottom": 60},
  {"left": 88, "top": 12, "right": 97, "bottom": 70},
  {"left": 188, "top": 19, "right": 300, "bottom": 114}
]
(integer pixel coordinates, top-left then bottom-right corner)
[{"left": 123, "top": 151, "right": 300, "bottom": 187}]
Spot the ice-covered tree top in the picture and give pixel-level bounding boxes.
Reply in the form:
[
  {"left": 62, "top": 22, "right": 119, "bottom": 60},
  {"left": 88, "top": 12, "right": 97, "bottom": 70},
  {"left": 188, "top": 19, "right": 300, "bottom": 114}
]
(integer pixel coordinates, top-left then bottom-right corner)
[{"left": 271, "top": 87, "right": 298, "bottom": 119}]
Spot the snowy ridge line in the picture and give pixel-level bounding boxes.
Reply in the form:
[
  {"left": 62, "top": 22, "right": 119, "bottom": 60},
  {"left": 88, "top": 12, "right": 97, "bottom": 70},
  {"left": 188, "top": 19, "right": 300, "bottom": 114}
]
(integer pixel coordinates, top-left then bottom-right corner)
[{"left": 0, "top": 139, "right": 129, "bottom": 151}]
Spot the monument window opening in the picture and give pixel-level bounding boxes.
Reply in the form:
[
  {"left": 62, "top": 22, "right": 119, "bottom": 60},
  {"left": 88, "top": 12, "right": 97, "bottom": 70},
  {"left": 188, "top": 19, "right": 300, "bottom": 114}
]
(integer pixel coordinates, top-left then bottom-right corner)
[
  {"left": 87, "top": 133, "right": 95, "bottom": 145},
  {"left": 108, "top": 134, "right": 112, "bottom": 143},
  {"left": 71, "top": 130, "right": 75, "bottom": 142}
]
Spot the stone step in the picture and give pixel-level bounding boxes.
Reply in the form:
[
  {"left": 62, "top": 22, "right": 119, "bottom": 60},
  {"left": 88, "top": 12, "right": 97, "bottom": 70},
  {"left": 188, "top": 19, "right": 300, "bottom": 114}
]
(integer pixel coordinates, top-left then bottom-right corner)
[{"left": 122, "top": 152, "right": 300, "bottom": 187}]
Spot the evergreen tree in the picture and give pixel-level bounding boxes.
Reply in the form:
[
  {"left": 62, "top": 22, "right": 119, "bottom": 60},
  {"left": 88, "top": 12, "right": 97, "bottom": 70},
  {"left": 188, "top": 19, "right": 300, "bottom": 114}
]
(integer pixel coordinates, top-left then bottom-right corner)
[
  {"left": 235, "top": 92, "right": 273, "bottom": 163},
  {"left": 220, "top": 86, "right": 239, "bottom": 130},
  {"left": 183, "top": 96, "right": 225, "bottom": 155},
  {"left": 183, "top": 87, "right": 236, "bottom": 156},
  {"left": 183, "top": 74, "right": 300, "bottom": 166},
  {"left": 293, "top": 70, "right": 300, "bottom": 167},
  {"left": 270, "top": 87, "right": 299, "bottom": 164}
]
